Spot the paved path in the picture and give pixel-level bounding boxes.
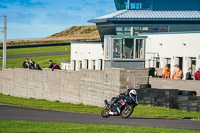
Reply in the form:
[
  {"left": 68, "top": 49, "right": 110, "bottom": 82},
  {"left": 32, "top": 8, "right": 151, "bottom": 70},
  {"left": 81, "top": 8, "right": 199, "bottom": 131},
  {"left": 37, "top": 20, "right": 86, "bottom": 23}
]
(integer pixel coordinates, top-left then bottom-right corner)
[
  {"left": 1, "top": 51, "right": 70, "bottom": 59},
  {"left": 0, "top": 105, "right": 200, "bottom": 130}
]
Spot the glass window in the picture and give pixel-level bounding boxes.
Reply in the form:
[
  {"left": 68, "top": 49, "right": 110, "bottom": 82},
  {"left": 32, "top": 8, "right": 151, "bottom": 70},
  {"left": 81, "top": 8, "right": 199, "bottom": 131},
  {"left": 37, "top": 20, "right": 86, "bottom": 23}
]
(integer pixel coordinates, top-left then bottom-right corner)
[
  {"left": 141, "top": 27, "right": 148, "bottom": 31},
  {"left": 135, "top": 39, "right": 144, "bottom": 59},
  {"left": 124, "top": 27, "right": 131, "bottom": 31},
  {"left": 158, "top": 26, "right": 168, "bottom": 32},
  {"left": 122, "top": 39, "right": 134, "bottom": 59},
  {"left": 124, "top": 32, "right": 131, "bottom": 36},
  {"left": 116, "top": 27, "right": 123, "bottom": 31},
  {"left": 133, "top": 27, "right": 140, "bottom": 31},
  {"left": 113, "top": 39, "right": 122, "bottom": 59}
]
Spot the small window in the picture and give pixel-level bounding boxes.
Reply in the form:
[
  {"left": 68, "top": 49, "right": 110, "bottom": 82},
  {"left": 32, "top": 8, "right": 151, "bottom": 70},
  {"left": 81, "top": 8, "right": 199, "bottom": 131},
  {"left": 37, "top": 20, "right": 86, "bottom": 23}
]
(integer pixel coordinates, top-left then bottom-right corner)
[
  {"left": 141, "top": 27, "right": 148, "bottom": 31},
  {"left": 116, "top": 27, "right": 123, "bottom": 31}
]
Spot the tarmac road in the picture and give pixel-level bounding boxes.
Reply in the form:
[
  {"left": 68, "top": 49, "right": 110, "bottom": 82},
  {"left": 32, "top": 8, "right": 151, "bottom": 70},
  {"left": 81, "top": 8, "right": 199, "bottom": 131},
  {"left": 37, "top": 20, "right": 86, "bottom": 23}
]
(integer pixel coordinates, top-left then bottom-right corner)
[
  {"left": 0, "top": 105, "right": 200, "bottom": 130},
  {"left": 5, "top": 51, "right": 70, "bottom": 59}
]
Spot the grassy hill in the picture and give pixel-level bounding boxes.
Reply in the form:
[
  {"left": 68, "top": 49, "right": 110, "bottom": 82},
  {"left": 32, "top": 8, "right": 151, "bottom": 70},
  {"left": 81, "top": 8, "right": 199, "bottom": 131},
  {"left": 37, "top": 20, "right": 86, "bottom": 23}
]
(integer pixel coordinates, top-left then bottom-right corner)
[{"left": 0, "top": 25, "right": 100, "bottom": 46}]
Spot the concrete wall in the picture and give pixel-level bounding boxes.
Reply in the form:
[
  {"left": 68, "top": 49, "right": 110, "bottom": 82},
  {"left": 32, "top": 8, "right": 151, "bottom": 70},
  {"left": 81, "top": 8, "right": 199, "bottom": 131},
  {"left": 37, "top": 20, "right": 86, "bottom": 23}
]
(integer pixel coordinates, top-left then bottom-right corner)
[
  {"left": 149, "top": 78, "right": 200, "bottom": 96},
  {"left": 0, "top": 68, "right": 148, "bottom": 107}
]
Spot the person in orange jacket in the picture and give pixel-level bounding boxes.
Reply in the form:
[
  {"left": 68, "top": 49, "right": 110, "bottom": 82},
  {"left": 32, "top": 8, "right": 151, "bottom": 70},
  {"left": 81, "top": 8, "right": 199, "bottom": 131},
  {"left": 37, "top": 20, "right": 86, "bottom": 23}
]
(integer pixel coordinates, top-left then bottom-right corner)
[
  {"left": 162, "top": 64, "right": 170, "bottom": 79},
  {"left": 172, "top": 64, "right": 183, "bottom": 80}
]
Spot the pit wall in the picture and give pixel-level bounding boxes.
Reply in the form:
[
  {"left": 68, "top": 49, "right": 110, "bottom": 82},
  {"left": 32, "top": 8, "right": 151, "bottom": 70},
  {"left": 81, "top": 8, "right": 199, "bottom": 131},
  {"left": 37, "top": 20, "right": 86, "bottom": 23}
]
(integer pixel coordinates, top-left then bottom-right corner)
[
  {"left": 149, "top": 78, "right": 200, "bottom": 96},
  {"left": 0, "top": 68, "right": 148, "bottom": 107}
]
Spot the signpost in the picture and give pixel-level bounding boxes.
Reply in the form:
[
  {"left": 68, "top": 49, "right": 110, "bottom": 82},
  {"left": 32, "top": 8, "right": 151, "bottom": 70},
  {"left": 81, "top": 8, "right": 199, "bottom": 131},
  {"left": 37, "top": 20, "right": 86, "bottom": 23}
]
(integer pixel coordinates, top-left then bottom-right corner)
[{"left": 2, "top": 16, "right": 7, "bottom": 70}]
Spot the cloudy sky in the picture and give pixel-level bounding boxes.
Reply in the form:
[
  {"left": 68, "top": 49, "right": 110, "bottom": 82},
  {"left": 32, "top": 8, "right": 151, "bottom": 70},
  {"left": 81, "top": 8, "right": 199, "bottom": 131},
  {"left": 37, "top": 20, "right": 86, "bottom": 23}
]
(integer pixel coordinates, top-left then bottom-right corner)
[{"left": 0, "top": 0, "right": 115, "bottom": 40}]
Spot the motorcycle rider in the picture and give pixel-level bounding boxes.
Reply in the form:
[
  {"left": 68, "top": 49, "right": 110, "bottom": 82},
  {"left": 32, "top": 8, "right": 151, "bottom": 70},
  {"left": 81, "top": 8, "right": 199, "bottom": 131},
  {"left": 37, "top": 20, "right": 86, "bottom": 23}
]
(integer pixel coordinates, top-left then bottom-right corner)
[{"left": 110, "top": 89, "right": 138, "bottom": 115}]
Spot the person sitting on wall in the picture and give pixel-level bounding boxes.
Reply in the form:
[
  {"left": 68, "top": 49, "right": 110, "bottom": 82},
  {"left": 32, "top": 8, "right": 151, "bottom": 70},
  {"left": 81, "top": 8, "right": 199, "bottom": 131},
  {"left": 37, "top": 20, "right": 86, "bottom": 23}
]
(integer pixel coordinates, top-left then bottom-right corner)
[
  {"left": 186, "top": 67, "right": 193, "bottom": 80},
  {"left": 162, "top": 64, "right": 170, "bottom": 79},
  {"left": 29, "top": 59, "right": 35, "bottom": 69},
  {"left": 194, "top": 68, "right": 200, "bottom": 80},
  {"left": 48, "top": 60, "right": 61, "bottom": 71},
  {"left": 172, "top": 64, "right": 183, "bottom": 80},
  {"left": 23, "top": 58, "right": 29, "bottom": 69},
  {"left": 33, "top": 63, "right": 42, "bottom": 71}
]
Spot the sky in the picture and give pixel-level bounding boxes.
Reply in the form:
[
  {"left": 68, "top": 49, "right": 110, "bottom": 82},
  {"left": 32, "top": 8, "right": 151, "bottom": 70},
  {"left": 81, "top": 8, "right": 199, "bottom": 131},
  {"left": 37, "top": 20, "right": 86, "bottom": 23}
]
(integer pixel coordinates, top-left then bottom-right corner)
[{"left": 0, "top": 0, "right": 115, "bottom": 40}]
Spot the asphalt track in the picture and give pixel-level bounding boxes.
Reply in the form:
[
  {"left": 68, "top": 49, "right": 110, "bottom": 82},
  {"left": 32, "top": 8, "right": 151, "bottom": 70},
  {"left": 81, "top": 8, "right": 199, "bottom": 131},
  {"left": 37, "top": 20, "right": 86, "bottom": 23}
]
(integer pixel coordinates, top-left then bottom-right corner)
[
  {"left": 1, "top": 51, "right": 70, "bottom": 59},
  {"left": 0, "top": 105, "right": 200, "bottom": 130}
]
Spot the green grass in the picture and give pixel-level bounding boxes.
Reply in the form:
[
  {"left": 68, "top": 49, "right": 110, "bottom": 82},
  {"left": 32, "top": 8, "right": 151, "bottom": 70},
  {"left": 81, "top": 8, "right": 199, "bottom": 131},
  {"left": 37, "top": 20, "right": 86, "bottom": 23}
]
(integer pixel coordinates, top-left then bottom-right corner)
[
  {"left": 0, "top": 120, "right": 199, "bottom": 133},
  {"left": 0, "top": 54, "right": 70, "bottom": 69},
  {"left": 0, "top": 94, "right": 200, "bottom": 120},
  {"left": 0, "top": 45, "right": 70, "bottom": 56}
]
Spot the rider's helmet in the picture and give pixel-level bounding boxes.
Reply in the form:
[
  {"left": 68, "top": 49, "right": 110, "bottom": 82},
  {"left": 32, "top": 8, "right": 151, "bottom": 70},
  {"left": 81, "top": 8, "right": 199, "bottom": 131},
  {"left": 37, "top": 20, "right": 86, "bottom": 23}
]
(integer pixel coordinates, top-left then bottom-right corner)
[{"left": 129, "top": 89, "right": 137, "bottom": 98}]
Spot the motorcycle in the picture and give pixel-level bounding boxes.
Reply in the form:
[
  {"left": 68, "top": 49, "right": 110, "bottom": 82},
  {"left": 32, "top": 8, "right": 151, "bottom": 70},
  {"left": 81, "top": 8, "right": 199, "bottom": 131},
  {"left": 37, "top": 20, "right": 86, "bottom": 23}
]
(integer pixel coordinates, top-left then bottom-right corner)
[{"left": 101, "top": 89, "right": 138, "bottom": 119}]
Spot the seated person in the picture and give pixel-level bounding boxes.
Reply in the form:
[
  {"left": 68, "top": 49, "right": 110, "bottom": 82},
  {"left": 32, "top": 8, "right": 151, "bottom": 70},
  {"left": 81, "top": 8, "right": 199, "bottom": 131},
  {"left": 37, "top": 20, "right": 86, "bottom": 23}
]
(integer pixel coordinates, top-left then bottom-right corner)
[
  {"left": 48, "top": 60, "right": 61, "bottom": 71},
  {"left": 29, "top": 59, "right": 35, "bottom": 69},
  {"left": 23, "top": 58, "right": 29, "bottom": 69},
  {"left": 33, "top": 63, "right": 42, "bottom": 71}
]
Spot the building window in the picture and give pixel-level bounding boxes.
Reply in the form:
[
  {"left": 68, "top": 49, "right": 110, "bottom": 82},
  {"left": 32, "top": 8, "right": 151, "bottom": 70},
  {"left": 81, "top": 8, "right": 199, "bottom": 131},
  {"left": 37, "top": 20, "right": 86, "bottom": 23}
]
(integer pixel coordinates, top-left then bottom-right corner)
[
  {"left": 113, "top": 39, "right": 122, "bottom": 59},
  {"left": 110, "top": 38, "right": 144, "bottom": 60},
  {"left": 135, "top": 39, "right": 144, "bottom": 59},
  {"left": 116, "top": 27, "right": 131, "bottom": 36}
]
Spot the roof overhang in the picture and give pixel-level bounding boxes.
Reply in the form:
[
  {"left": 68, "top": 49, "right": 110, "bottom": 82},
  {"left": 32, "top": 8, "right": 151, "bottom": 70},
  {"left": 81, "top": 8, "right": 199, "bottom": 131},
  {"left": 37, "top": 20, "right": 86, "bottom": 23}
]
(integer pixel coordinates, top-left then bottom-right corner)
[{"left": 88, "top": 10, "right": 200, "bottom": 23}]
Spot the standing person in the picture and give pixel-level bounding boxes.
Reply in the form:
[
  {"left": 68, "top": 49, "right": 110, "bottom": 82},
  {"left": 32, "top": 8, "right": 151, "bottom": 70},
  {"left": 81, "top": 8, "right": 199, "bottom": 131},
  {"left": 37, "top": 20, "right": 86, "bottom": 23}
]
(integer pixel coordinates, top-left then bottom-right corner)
[
  {"left": 23, "top": 58, "right": 29, "bottom": 69},
  {"left": 186, "top": 68, "right": 193, "bottom": 80},
  {"left": 33, "top": 63, "right": 42, "bottom": 71},
  {"left": 48, "top": 60, "right": 61, "bottom": 71},
  {"left": 162, "top": 64, "right": 170, "bottom": 79},
  {"left": 29, "top": 59, "right": 35, "bottom": 69},
  {"left": 194, "top": 68, "right": 200, "bottom": 80},
  {"left": 172, "top": 64, "right": 183, "bottom": 80}
]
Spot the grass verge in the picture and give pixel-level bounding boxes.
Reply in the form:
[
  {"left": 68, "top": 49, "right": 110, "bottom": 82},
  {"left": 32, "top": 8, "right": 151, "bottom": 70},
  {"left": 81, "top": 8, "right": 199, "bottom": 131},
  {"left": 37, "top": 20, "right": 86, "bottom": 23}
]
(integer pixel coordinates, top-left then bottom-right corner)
[
  {"left": 0, "top": 94, "right": 200, "bottom": 120},
  {"left": 0, "top": 120, "right": 199, "bottom": 133},
  {"left": 0, "top": 54, "right": 70, "bottom": 69},
  {"left": 0, "top": 45, "right": 70, "bottom": 56}
]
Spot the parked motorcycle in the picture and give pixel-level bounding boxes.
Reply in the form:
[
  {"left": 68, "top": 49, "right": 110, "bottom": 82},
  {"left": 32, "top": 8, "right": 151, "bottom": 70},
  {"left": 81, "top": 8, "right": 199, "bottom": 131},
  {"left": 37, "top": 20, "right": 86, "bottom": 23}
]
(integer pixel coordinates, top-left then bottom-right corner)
[{"left": 101, "top": 89, "right": 138, "bottom": 119}]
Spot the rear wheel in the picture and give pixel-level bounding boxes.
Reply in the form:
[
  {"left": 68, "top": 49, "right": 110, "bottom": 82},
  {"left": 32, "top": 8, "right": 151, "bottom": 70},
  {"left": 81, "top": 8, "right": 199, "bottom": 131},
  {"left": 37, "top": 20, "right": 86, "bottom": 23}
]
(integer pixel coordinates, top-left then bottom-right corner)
[
  {"left": 121, "top": 104, "right": 134, "bottom": 119},
  {"left": 101, "top": 107, "right": 110, "bottom": 118}
]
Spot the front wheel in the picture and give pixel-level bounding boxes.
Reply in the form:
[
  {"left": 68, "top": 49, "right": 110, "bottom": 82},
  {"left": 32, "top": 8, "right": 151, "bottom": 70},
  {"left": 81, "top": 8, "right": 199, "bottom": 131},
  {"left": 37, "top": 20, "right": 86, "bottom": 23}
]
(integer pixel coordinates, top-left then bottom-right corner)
[
  {"left": 121, "top": 104, "right": 134, "bottom": 119},
  {"left": 101, "top": 107, "right": 110, "bottom": 118}
]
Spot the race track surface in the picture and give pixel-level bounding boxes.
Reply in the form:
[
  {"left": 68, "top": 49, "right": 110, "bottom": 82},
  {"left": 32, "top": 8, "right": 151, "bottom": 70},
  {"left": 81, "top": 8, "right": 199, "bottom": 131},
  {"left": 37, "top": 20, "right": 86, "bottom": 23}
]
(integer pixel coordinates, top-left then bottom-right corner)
[
  {"left": 0, "top": 105, "right": 200, "bottom": 130},
  {"left": 6, "top": 51, "right": 70, "bottom": 59}
]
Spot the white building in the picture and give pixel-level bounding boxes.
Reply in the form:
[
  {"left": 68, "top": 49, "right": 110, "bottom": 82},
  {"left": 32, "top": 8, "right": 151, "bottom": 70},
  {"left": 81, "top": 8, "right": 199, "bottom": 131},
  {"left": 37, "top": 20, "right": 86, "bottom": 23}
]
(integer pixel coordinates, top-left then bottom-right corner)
[{"left": 70, "top": 42, "right": 104, "bottom": 71}]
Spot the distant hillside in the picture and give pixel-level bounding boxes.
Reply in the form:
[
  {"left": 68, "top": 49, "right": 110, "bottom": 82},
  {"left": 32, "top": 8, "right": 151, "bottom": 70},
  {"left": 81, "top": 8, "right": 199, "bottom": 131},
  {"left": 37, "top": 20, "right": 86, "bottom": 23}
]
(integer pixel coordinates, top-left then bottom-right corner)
[
  {"left": 49, "top": 25, "right": 99, "bottom": 38},
  {"left": 0, "top": 25, "right": 101, "bottom": 46}
]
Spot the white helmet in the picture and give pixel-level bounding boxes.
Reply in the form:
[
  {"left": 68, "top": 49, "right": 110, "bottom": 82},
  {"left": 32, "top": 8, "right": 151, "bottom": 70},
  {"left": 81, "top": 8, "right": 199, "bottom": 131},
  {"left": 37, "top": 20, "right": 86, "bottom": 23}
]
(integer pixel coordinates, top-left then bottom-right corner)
[{"left": 129, "top": 89, "right": 137, "bottom": 97}]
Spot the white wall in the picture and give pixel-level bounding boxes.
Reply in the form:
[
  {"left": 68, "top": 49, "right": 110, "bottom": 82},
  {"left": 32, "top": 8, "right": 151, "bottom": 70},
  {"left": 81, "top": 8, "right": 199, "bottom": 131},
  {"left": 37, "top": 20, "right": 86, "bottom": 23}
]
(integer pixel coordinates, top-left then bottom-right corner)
[
  {"left": 70, "top": 42, "right": 104, "bottom": 71},
  {"left": 144, "top": 32, "right": 200, "bottom": 79}
]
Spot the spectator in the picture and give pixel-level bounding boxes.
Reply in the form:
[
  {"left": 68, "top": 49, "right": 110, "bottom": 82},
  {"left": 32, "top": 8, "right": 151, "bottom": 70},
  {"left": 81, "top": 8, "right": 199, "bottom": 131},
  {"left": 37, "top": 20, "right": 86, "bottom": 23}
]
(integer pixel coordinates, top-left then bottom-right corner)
[
  {"left": 172, "top": 64, "right": 183, "bottom": 80},
  {"left": 162, "top": 64, "right": 170, "bottom": 79},
  {"left": 33, "top": 63, "right": 42, "bottom": 71},
  {"left": 186, "top": 68, "right": 193, "bottom": 80},
  {"left": 23, "top": 58, "right": 29, "bottom": 69},
  {"left": 48, "top": 60, "right": 61, "bottom": 71},
  {"left": 29, "top": 59, "right": 35, "bottom": 69},
  {"left": 194, "top": 68, "right": 200, "bottom": 80}
]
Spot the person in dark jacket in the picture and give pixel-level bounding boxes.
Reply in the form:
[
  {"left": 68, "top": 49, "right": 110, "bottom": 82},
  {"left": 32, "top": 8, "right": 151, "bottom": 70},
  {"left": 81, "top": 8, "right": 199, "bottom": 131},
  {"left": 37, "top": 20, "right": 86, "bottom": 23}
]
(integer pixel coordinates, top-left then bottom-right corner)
[
  {"left": 33, "top": 63, "right": 42, "bottom": 71},
  {"left": 194, "top": 68, "right": 200, "bottom": 80},
  {"left": 23, "top": 58, "right": 29, "bottom": 69},
  {"left": 186, "top": 68, "right": 193, "bottom": 80},
  {"left": 48, "top": 60, "right": 61, "bottom": 71},
  {"left": 29, "top": 59, "right": 35, "bottom": 69}
]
